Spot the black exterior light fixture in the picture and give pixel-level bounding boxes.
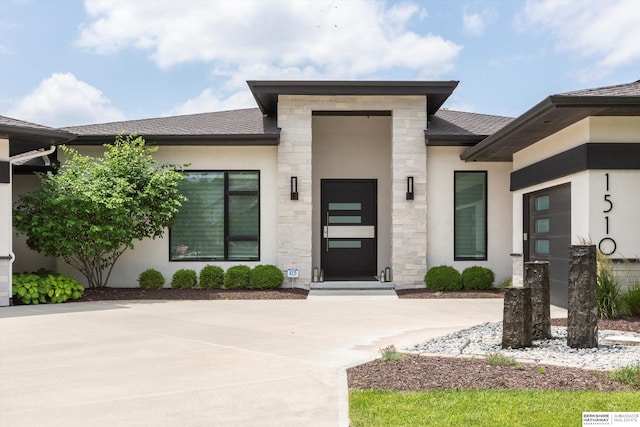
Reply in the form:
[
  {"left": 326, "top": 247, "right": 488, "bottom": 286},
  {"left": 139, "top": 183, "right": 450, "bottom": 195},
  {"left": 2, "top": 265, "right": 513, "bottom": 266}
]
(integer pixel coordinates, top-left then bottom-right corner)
[
  {"left": 290, "top": 176, "right": 299, "bottom": 200},
  {"left": 406, "top": 176, "right": 414, "bottom": 200}
]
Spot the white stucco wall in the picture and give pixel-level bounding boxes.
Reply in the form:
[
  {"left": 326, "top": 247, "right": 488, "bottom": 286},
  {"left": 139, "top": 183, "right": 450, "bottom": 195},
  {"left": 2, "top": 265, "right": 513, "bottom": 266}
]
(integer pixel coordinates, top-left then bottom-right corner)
[
  {"left": 53, "top": 145, "right": 278, "bottom": 287},
  {"left": 0, "top": 138, "right": 11, "bottom": 305},
  {"left": 511, "top": 115, "right": 640, "bottom": 282},
  {"left": 311, "top": 115, "right": 392, "bottom": 274},
  {"left": 426, "top": 146, "right": 513, "bottom": 283}
]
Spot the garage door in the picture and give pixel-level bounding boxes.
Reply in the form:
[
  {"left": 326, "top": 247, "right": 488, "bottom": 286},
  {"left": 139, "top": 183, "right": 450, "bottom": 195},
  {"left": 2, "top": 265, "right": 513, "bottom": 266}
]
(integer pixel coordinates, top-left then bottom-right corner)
[{"left": 524, "top": 183, "right": 571, "bottom": 307}]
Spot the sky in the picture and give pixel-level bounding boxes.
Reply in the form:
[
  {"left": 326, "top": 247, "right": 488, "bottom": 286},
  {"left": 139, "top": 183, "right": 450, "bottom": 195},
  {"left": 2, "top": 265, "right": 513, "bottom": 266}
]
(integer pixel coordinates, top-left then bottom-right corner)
[{"left": 1, "top": 0, "right": 640, "bottom": 128}]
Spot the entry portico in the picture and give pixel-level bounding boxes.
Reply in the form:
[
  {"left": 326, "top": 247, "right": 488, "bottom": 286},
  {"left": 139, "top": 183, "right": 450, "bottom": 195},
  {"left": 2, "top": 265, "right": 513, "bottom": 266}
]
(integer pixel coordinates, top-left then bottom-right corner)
[{"left": 254, "top": 81, "right": 460, "bottom": 285}]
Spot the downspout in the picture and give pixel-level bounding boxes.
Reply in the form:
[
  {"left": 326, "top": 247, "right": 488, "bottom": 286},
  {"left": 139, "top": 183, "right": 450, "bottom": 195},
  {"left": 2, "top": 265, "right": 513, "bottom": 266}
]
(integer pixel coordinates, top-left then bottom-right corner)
[{"left": 9, "top": 145, "right": 56, "bottom": 165}]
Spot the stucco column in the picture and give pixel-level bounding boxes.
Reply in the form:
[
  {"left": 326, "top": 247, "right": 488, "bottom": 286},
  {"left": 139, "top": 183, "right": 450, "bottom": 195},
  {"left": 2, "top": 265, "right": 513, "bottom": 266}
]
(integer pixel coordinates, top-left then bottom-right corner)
[
  {"left": 0, "top": 138, "right": 12, "bottom": 306},
  {"left": 391, "top": 99, "right": 428, "bottom": 285}
]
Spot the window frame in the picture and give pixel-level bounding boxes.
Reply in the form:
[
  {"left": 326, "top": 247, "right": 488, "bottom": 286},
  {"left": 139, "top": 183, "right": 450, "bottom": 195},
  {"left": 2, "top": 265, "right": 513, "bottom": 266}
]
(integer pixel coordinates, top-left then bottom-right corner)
[
  {"left": 453, "top": 170, "right": 488, "bottom": 261},
  {"left": 169, "top": 170, "right": 260, "bottom": 262}
]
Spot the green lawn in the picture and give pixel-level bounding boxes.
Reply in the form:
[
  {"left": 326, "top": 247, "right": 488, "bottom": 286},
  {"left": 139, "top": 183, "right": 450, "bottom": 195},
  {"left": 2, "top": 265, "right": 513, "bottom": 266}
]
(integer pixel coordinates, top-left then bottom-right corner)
[{"left": 350, "top": 390, "right": 640, "bottom": 427}]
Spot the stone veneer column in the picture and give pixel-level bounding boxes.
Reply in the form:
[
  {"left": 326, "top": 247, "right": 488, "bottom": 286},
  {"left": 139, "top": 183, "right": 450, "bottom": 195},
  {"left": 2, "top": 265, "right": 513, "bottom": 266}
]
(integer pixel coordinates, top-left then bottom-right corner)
[
  {"left": 391, "top": 99, "right": 428, "bottom": 285},
  {"left": 277, "top": 96, "right": 313, "bottom": 286}
]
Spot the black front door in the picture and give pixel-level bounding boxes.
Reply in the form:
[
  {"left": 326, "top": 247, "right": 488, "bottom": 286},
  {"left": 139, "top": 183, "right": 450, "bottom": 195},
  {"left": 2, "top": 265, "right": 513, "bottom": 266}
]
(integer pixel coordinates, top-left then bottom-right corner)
[
  {"left": 524, "top": 183, "right": 571, "bottom": 307},
  {"left": 321, "top": 179, "right": 377, "bottom": 280}
]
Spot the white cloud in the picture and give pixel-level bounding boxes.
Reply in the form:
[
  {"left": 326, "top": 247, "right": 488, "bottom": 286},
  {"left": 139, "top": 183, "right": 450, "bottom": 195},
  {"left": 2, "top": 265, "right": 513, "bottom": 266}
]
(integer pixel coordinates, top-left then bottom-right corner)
[
  {"left": 77, "top": 0, "right": 461, "bottom": 80},
  {"left": 463, "top": 13, "right": 485, "bottom": 36},
  {"left": 523, "top": 0, "right": 640, "bottom": 80},
  {"left": 6, "top": 72, "right": 125, "bottom": 127},
  {"left": 168, "top": 89, "right": 255, "bottom": 116}
]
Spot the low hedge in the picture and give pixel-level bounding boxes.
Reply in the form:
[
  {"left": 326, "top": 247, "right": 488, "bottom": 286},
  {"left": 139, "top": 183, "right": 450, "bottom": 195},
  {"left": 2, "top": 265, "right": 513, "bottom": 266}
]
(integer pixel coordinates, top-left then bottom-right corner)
[
  {"left": 424, "top": 265, "right": 462, "bottom": 291},
  {"left": 200, "top": 265, "right": 224, "bottom": 290},
  {"left": 461, "top": 266, "right": 495, "bottom": 290},
  {"left": 171, "top": 269, "right": 198, "bottom": 289},
  {"left": 224, "top": 265, "right": 251, "bottom": 289},
  {"left": 250, "top": 265, "right": 284, "bottom": 289},
  {"left": 138, "top": 269, "right": 165, "bottom": 290}
]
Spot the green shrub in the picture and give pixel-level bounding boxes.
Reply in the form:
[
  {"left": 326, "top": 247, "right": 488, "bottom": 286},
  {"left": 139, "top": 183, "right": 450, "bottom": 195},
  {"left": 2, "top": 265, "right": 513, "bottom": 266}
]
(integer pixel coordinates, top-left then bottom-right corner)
[
  {"left": 621, "top": 282, "right": 640, "bottom": 317},
  {"left": 224, "top": 265, "right": 251, "bottom": 289},
  {"left": 424, "top": 265, "right": 461, "bottom": 291},
  {"left": 461, "top": 266, "right": 495, "bottom": 290},
  {"left": 138, "top": 269, "right": 165, "bottom": 289},
  {"left": 12, "top": 273, "right": 84, "bottom": 305},
  {"left": 597, "top": 257, "right": 624, "bottom": 319},
  {"left": 250, "top": 265, "right": 284, "bottom": 289},
  {"left": 171, "top": 269, "right": 197, "bottom": 289},
  {"left": 200, "top": 265, "right": 224, "bottom": 290}
]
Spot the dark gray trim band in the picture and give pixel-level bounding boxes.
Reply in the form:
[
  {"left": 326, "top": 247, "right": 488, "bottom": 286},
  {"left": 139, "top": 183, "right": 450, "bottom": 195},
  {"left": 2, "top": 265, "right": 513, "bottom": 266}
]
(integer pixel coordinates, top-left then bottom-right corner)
[
  {"left": 0, "top": 161, "right": 9, "bottom": 183},
  {"left": 510, "top": 143, "right": 640, "bottom": 191},
  {"left": 72, "top": 133, "right": 280, "bottom": 146}
]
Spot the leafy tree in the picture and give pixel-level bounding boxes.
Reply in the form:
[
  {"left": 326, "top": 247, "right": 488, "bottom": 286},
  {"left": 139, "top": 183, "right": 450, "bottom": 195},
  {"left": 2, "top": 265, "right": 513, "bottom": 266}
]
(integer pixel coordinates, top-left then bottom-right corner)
[{"left": 14, "top": 134, "right": 187, "bottom": 288}]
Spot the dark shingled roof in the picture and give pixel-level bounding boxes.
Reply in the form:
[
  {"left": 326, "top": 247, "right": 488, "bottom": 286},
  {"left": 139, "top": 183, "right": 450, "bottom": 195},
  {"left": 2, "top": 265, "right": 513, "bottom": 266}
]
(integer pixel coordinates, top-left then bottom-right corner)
[
  {"left": 62, "top": 108, "right": 279, "bottom": 145},
  {"left": 462, "top": 79, "right": 640, "bottom": 162},
  {"left": 0, "top": 115, "right": 75, "bottom": 156},
  {"left": 559, "top": 80, "right": 640, "bottom": 97},
  {"left": 426, "top": 109, "right": 514, "bottom": 145}
]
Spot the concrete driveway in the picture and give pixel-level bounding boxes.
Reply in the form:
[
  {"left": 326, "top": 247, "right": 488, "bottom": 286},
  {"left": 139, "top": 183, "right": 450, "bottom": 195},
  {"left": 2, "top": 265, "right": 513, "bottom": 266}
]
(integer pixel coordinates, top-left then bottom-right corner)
[{"left": 1, "top": 295, "right": 508, "bottom": 426}]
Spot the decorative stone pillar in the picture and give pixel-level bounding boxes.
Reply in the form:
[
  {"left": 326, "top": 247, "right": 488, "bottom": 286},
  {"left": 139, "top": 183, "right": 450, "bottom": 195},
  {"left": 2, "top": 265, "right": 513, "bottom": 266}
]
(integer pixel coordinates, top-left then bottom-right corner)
[
  {"left": 0, "top": 138, "right": 11, "bottom": 306},
  {"left": 524, "top": 261, "right": 551, "bottom": 340},
  {"left": 567, "top": 245, "right": 598, "bottom": 349},
  {"left": 502, "top": 287, "right": 532, "bottom": 349}
]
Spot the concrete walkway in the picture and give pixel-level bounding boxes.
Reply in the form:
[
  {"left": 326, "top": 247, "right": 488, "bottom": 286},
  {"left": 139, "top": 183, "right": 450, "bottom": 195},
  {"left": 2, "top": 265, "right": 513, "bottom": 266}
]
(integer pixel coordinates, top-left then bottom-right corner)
[{"left": 0, "top": 296, "right": 518, "bottom": 426}]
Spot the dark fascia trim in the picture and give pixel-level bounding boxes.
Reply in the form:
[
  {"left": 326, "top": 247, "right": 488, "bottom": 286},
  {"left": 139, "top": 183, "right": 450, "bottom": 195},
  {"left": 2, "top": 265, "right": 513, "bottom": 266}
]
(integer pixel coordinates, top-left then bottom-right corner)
[
  {"left": 1, "top": 125, "right": 76, "bottom": 156},
  {"left": 425, "top": 132, "right": 486, "bottom": 146},
  {"left": 461, "top": 96, "right": 556, "bottom": 161},
  {"left": 510, "top": 142, "right": 640, "bottom": 191},
  {"left": 312, "top": 110, "right": 391, "bottom": 116},
  {"left": 247, "top": 80, "right": 459, "bottom": 117},
  {"left": 71, "top": 133, "right": 280, "bottom": 146},
  {"left": 0, "top": 124, "right": 75, "bottom": 142},
  {"left": 461, "top": 95, "right": 640, "bottom": 162}
]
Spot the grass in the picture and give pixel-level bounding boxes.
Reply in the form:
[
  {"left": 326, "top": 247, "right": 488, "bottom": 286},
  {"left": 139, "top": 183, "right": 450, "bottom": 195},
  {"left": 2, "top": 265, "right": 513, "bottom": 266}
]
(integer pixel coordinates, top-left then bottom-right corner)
[
  {"left": 379, "top": 345, "right": 408, "bottom": 361},
  {"left": 609, "top": 364, "right": 640, "bottom": 389},
  {"left": 485, "top": 353, "right": 522, "bottom": 370},
  {"left": 350, "top": 390, "right": 640, "bottom": 427}
]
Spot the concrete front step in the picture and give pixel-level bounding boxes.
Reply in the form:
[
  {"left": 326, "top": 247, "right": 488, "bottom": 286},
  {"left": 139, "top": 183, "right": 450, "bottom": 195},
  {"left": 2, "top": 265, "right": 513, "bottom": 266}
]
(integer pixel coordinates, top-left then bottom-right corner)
[{"left": 309, "top": 280, "right": 394, "bottom": 290}]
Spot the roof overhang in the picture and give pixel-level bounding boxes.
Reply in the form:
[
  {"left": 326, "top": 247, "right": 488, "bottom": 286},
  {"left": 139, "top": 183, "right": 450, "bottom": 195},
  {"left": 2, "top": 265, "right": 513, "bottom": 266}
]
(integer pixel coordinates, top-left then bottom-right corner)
[
  {"left": 461, "top": 95, "right": 640, "bottom": 162},
  {"left": 0, "top": 124, "right": 76, "bottom": 156},
  {"left": 247, "top": 80, "right": 459, "bottom": 117},
  {"left": 71, "top": 133, "right": 279, "bottom": 146}
]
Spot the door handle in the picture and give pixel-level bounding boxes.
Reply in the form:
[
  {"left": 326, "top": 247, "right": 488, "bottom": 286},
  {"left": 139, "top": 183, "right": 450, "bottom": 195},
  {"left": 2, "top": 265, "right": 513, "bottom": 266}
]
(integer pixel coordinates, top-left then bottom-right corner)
[{"left": 325, "top": 212, "right": 329, "bottom": 252}]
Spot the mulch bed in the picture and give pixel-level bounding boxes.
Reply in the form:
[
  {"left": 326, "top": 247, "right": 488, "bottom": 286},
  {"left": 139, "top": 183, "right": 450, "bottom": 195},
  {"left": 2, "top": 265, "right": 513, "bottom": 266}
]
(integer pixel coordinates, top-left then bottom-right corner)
[
  {"left": 79, "top": 287, "right": 309, "bottom": 301},
  {"left": 348, "top": 355, "right": 634, "bottom": 392},
  {"left": 396, "top": 288, "right": 504, "bottom": 299}
]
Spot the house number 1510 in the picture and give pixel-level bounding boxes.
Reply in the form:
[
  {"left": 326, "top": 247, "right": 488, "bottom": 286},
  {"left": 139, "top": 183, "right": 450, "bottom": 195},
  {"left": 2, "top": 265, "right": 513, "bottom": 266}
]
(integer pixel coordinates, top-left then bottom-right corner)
[{"left": 599, "top": 173, "right": 616, "bottom": 255}]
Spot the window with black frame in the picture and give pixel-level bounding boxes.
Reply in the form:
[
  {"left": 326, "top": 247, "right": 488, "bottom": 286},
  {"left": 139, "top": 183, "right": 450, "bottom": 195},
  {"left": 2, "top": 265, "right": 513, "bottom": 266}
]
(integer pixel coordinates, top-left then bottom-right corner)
[
  {"left": 170, "top": 171, "right": 259, "bottom": 261},
  {"left": 454, "top": 171, "right": 487, "bottom": 261}
]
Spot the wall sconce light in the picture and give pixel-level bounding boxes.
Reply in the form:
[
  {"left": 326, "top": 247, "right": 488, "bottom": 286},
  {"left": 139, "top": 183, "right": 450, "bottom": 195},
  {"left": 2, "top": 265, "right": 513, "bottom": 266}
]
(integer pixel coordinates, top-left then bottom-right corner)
[
  {"left": 290, "top": 176, "right": 299, "bottom": 200},
  {"left": 406, "top": 176, "right": 414, "bottom": 200}
]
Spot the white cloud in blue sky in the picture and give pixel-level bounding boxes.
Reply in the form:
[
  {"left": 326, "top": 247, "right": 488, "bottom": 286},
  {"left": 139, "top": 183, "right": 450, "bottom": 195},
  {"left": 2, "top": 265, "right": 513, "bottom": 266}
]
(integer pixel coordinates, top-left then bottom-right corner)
[{"left": 1, "top": 0, "right": 639, "bottom": 127}]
